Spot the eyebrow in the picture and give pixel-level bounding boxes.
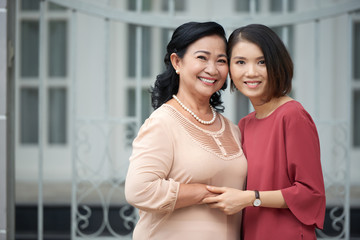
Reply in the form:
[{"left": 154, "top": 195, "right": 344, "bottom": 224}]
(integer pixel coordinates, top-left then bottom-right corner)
[
  {"left": 194, "top": 50, "right": 227, "bottom": 58},
  {"left": 232, "top": 55, "right": 264, "bottom": 60}
]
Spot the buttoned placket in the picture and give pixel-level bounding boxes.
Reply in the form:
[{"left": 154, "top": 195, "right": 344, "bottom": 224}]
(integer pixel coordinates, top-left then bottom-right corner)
[{"left": 213, "top": 135, "right": 227, "bottom": 156}]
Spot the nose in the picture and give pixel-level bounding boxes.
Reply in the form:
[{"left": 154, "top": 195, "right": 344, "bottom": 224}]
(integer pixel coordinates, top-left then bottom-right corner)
[
  {"left": 245, "top": 64, "right": 258, "bottom": 77},
  {"left": 205, "top": 61, "right": 217, "bottom": 75}
]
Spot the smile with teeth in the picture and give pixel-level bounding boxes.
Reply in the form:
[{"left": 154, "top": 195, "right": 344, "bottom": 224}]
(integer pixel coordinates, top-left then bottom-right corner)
[
  {"left": 199, "top": 77, "right": 216, "bottom": 84},
  {"left": 245, "top": 81, "right": 261, "bottom": 86}
]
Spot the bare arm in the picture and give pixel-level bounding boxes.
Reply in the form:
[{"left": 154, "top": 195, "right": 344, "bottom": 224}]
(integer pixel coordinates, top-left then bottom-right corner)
[
  {"left": 202, "top": 186, "right": 287, "bottom": 215},
  {"left": 259, "top": 190, "right": 287, "bottom": 208}
]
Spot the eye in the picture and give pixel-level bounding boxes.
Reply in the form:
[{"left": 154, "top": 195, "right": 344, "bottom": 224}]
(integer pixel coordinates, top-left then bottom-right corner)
[
  {"left": 258, "top": 59, "right": 265, "bottom": 65},
  {"left": 218, "top": 58, "right": 228, "bottom": 64},
  {"left": 236, "top": 60, "right": 245, "bottom": 65},
  {"left": 197, "top": 55, "right": 207, "bottom": 61}
]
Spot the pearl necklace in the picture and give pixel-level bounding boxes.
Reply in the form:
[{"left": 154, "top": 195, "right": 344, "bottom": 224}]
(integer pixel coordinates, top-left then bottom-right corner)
[{"left": 172, "top": 95, "right": 216, "bottom": 125}]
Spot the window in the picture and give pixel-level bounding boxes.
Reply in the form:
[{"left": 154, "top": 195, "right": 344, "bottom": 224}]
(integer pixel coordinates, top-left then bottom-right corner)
[
  {"left": 271, "top": 26, "right": 294, "bottom": 58},
  {"left": 161, "top": 28, "right": 172, "bottom": 71},
  {"left": 161, "top": 0, "right": 185, "bottom": 12},
  {"left": 20, "top": 20, "right": 39, "bottom": 77},
  {"left": 127, "top": 0, "right": 152, "bottom": 78},
  {"left": 354, "top": 22, "right": 360, "bottom": 80},
  {"left": 21, "top": 0, "right": 39, "bottom": 11},
  {"left": 18, "top": 0, "right": 69, "bottom": 145},
  {"left": 48, "top": 88, "right": 67, "bottom": 144},
  {"left": 128, "top": 0, "right": 152, "bottom": 12},
  {"left": 48, "top": 20, "right": 67, "bottom": 77},
  {"left": 20, "top": 88, "right": 38, "bottom": 143},
  {"left": 127, "top": 88, "right": 152, "bottom": 124},
  {"left": 235, "top": 0, "right": 259, "bottom": 13},
  {"left": 127, "top": 24, "right": 152, "bottom": 78},
  {"left": 126, "top": 0, "right": 160, "bottom": 128},
  {"left": 270, "top": 0, "right": 295, "bottom": 12},
  {"left": 270, "top": 0, "right": 295, "bottom": 57}
]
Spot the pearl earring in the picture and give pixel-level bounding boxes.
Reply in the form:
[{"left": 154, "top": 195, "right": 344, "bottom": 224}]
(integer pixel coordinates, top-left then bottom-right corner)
[{"left": 176, "top": 70, "right": 179, "bottom": 74}]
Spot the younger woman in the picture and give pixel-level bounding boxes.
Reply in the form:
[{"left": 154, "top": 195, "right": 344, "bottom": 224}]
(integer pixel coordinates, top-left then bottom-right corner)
[{"left": 204, "top": 24, "right": 326, "bottom": 240}]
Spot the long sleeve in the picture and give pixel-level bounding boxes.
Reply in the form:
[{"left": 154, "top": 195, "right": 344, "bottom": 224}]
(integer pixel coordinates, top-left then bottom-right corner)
[
  {"left": 281, "top": 108, "right": 326, "bottom": 229},
  {"left": 125, "top": 116, "right": 180, "bottom": 213},
  {"left": 126, "top": 105, "right": 247, "bottom": 239}
]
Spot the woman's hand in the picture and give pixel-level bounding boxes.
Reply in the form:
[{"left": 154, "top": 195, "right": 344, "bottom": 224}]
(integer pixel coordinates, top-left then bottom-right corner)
[
  {"left": 202, "top": 186, "right": 254, "bottom": 215},
  {"left": 174, "top": 183, "right": 220, "bottom": 209}
]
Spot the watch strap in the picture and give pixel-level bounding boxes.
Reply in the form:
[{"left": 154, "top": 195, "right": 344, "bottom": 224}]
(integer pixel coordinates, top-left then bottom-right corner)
[{"left": 254, "top": 190, "right": 260, "bottom": 199}]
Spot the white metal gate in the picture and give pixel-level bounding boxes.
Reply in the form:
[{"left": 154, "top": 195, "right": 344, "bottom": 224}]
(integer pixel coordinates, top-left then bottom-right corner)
[{"left": 28, "top": 0, "right": 360, "bottom": 239}]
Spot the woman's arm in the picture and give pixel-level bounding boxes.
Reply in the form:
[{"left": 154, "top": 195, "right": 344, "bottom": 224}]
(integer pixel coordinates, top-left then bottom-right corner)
[
  {"left": 203, "top": 186, "right": 287, "bottom": 215},
  {"left": 174, "top": 183, "right": 218, "bottom": 209},
  {"left": 258, "top": 190, "right": 287, "bottom": 208},
  {"left": 125, "top": 117, "right": 219, "bottom": 213},
  {"left": 125, "top": 117, "right": 178, "bottom": 213}
]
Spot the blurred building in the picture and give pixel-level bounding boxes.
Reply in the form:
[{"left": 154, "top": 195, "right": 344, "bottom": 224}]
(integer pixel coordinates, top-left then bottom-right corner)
[{"left": 1, "top": 0, "right": 360, "bottom": 239}]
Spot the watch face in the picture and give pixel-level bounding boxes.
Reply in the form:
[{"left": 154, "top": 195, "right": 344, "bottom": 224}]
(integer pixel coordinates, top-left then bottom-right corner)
[{"left": 253, "top": 199, "right": 261, "bottom": 207}]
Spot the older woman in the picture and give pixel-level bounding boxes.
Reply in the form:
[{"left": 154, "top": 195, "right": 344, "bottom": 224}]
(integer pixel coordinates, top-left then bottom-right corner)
[{"left": 125, "top": 22, "right": 247, "bottom": 240}]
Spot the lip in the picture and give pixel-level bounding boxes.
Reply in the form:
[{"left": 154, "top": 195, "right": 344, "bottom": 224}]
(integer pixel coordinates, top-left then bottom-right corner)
[
  {"left": 244, "top": 81, "right": 261, "bottom": 89},
  {"left": 199, "top": 77, "right": 216, "bottom": 85}
]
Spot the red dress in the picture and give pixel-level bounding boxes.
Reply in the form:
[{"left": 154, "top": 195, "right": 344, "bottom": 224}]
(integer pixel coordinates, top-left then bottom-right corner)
[{"left": 239, "top": 101, "right": 326, "bottom": 240}]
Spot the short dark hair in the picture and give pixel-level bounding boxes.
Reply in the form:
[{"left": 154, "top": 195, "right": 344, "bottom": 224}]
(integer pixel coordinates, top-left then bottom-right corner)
[
  {"left": 151, "top": 21, "right": 228, "bottom": 111},
  {"left": 228, "top": 24, "right": 293, "bottom": 101}
]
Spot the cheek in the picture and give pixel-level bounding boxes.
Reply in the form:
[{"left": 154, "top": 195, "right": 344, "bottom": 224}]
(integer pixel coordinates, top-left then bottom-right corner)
[
  {"left": 229, "top": 67, "right": 243, "bottom": 80},
  {"left": 219, "top": 66, "right": 229, "bottom": 79},
  {"left": 262, "top": 70, "right": 268, "bottom": 79},
  {"left": 232, "top": 79, "right": 243, "bottom": 90},
  {"left": 230, "top": 71, "right": 244, "bottom": 89}
]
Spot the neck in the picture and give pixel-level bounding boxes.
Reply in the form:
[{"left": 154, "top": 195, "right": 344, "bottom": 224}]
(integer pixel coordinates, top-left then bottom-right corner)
[
  {"left": 172, "top": 94, "right": 216, "bottom": 125},
  {"left": 252, "top": 96, "right": 292, "bottom": 119},
  {"left": 176, "top": 92, "right": 211, "bottom": 114}
]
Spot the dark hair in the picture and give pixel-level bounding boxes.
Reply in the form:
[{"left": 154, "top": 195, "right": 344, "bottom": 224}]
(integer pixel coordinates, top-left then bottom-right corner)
[
  {"left": 151, "top": 21, "right": 228, "bottom": 111},
  {"left": 228, "top": 24, "right": 293, "bottom": 101}
]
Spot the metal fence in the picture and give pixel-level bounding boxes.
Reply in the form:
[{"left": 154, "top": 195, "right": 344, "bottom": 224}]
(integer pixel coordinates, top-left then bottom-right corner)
[{"left": 11, "top": 0, "right": 360, "bottom": 239}]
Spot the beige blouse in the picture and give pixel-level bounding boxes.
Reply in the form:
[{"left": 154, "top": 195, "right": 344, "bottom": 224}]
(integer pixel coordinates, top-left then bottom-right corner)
[{"left": 125, "top": 104, "right": 247, "bottom": 240}]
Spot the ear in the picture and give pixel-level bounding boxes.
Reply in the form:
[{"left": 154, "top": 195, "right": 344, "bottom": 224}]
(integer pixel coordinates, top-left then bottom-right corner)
[{"left": 170, "top": 53, "right": 181, "bottom": 72}]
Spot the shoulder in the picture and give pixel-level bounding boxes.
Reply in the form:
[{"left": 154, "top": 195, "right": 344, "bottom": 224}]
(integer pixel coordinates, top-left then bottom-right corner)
[
  {"left": 131, "top": 105, "right": 179, "bottom": 149},
  {"left": 240, "top": 112, "right": 255, "bottom": 122},
  {"left": 277, "top": 101, "right": 313, "bottom": 122},
  {"left": 147, "top": 104, "right": 180, "bottom": 124},
  {"left": 139, "top": 105, "right": 176, "bottom": 134},
  {"left": 149, "top": 104, "right": 171, "bottom": 118},
  {"left": 239, "top": 111, "right": 256, "bottom": 129},
  {"left": 276, "top": 101, "right": 318, "bottom": 133}
]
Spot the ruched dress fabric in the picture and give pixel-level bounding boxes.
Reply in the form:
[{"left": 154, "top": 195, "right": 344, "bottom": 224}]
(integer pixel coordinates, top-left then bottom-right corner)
[
  {"left": 125, "top": 104, "right": 247, "bottom": 240},
  {"left": 239, "top": 100, "right": 326, "bottom": 240}
]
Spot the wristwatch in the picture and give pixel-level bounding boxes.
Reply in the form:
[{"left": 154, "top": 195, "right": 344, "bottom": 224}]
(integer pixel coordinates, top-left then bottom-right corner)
[{"left": 253, "top": 190, "right": 261, "bottom": 207}]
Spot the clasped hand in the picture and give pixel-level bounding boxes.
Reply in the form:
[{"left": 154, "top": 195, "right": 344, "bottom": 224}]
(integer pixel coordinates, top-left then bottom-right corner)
[{"left": 202, "top": 186, "right": 253, "bottom": 215}]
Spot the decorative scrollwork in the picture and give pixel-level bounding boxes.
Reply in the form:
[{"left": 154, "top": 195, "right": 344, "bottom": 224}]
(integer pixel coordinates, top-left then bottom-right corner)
[
  {"left": 120, "top": 205, "right": 138, "bottom": 231},
  {"left": 74, "top": 121, "right": 137, "bottom": 238},
  {"left": 316, "top": 123, "right": 349, "bottom": 239},
  {"left": 77, "top": 205, "right": 92, "bottom": 230}
]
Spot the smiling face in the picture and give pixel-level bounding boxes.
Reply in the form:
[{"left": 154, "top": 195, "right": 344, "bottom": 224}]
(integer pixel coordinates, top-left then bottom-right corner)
[
  {"left": 230, "top": 40, "right": 269, "bottom": 104},
  {"left": 172, "top": 35, "right": 228, "bottom": 100}
]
